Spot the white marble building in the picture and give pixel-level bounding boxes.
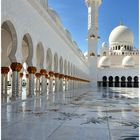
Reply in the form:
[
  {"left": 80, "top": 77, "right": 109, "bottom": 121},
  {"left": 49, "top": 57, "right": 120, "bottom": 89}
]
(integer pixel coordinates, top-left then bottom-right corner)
[
  {"left": 96, "top": 24, "right": 139, "bottom": 87},
  {"left": 84, "top": 0, "right": 139, "bottom": 88},
  {"left": 1, "top": 0, "right": 90, "bottom": 99},
  {"left": 1, "top": 0, "right": 139, "bottom": 99}
]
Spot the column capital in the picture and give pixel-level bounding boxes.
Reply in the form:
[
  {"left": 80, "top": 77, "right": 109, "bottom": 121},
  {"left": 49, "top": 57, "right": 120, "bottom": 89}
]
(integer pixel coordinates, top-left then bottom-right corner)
[
  {"left": 45, "top": 74, "right": 49, "bottom": 79},
  {"left": 20, "top": 73, "right": 23, "bottom": 78},
  {"left": 10, "top": 62, "right": 22, "bottom": 72},
  {"left": 54, "top": 73, "right": 59, "bottom": 78},
  {"left": 26, "top": 74, "right": 29, "bottom": 78},
  {"left": 27, "top": 66, "right": 37, "bottom": 74},
  {"left": 35, "top": 73, "right": 41, "bottom": 79},
  {"left": 1, "top": 67, "right": 10, "bottom": 74},
  {"left": 48, "top": 71, "right": 54, "bottom": 77},
  {"left": 40, "top": 69, "right": 47, "bottom": 75},
  {"left": 59, "top": 74, "right": 64, "bottom": 79}
]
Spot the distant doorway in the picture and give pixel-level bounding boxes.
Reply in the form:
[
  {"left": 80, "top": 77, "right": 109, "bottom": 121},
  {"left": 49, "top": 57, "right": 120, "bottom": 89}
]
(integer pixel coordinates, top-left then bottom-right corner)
[
  {"left": 127, "top": 76, "right": 132, "bottom": 87},
  {"left": 102, "top": 76, "right": 107, "bottom": 87},
  {"left": 108, "top": 76, "right": 113, "bottom": 87},
  {"left": 121, "top": 76, "right": 126, "bottom": 87},
  {"left": 115, "top": 76, "right": 119, "bottom": 87},
  {"left": 134, "top": 76, "right": 139, "bottom": 87}
]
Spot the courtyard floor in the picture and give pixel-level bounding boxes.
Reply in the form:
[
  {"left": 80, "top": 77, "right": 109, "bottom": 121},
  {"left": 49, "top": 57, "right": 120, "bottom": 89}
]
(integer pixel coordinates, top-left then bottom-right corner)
[{"left": 1, "top": 87, "right": 139, "bottom": 140}]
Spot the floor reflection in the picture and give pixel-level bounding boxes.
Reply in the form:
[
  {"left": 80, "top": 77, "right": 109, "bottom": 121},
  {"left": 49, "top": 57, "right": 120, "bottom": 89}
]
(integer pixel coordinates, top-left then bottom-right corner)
[{"left": 1, "top": 86, "right": 139, "bottom": 140}]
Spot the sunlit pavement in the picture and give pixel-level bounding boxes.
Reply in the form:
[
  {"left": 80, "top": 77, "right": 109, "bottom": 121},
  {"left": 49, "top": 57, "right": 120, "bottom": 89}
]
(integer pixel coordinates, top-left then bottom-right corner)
[{"left": 1, "top": 87, "right": 139, "bottom": 140}]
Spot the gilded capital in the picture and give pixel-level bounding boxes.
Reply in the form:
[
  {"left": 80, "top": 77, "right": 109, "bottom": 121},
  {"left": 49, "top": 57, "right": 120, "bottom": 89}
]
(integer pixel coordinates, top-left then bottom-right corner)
[
  {"left": 40, "top": 69, "right": 47, "bottom": 75},
  {"left": 1, "top": 67, "right": 10, "bottom": 74},
  {"left": 10, "top": 62, "right": 22, "bottom": 72},
  {"left": 27, "top": 66, "right": 37, "bottom": 74}
]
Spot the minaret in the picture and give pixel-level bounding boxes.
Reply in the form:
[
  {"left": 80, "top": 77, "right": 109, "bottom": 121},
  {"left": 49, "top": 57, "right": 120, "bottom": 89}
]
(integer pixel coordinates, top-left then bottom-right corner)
[{"left": 85, "top": 0, "right": 102, "bottom": 87}]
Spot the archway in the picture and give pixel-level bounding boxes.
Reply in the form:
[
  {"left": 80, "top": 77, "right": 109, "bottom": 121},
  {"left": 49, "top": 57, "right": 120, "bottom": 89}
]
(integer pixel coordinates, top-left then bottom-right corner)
[
  {"left": 134, "top": 76, "right": 139, "bottom": 87},
  {"left": 115, "top": 76, "right": 119, "bottom": 87},
  {"left": 67, "top": 61, "right": 70, "bottom": 76},
  {"left": 64, "top": 59, "right": 67, "bottom": 75},
  {"left": 59, "top": 56, "right": 63, "bottom": 73},
  {"left": 108, "top": 76, "right": 113, "bottom": 87},
  {"left": 1, "top": 20, "right": 17, "bottom": 66},
  {"left": 1, "top": 21, "right": 18, "bottom": 96},
  {"left": 22, "top": 33, "right": 33, "bottom": 66},
  {"left": 102, "top": 76, "right": 107, "bottom": 87},
  {"left": 127, "top": 76, "right": 132, "bottom": 87},
  {"left": 36, "top": 42, "right": 44, "bottom": 69},
  {"left": 54, "top": 53, "right": 58, "bottom": 72},
  {"left": 22, "top": 33, "right": 34, "bottom": 96},
  {"left": 46, "top": 48, "right": 52, "bottom": 71},
  {"left": 121, "top": 76, "right": 126, "bottom": 87}
]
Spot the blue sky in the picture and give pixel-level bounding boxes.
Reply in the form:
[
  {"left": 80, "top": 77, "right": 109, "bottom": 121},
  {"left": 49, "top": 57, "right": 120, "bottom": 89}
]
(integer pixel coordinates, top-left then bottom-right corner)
[{"left": 48, "top": 0, "right": 139, "bottom": 53}]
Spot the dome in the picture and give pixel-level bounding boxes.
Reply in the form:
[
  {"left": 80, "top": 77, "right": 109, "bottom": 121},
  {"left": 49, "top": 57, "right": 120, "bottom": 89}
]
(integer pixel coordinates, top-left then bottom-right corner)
[
  {"left": 48, "top": 8, "right": 63, "bottom": 26},
  {"left": 102, "top": 42, "right": 107, "bottom": 48},
  {"left": 122, "top": 56, "right": 135, "bottom": 67},
  {"left": 99, "top": 56, "right": 111, "bottom": 67},
  {"left": 65, "top": 29, "right": 72, "bottom": 41},
  {"left": 109, "top": 25, "right": 134, "bottom": 45}
]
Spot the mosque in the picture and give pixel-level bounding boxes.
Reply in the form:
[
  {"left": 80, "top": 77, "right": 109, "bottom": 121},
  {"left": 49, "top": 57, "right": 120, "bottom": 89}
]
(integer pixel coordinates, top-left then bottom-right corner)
[
  {"left": 96, "top": 24, "right": 139, "bottom": 87},
  {"left": 1, "top": 0, "right": 139, "bottom": 99}
]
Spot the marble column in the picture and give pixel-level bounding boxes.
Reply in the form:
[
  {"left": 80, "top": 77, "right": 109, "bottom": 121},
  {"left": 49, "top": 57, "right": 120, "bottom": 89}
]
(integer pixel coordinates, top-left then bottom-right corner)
[
  {"left": 26, "top": 74, "right": 29, "bottom": 96},
  {"left": 69, "top": 77, "right": 72, "bottom": 90},
  {"left": 19, "top": 73, "right": 23, "bottom": 96},
  {"left": 27, "top": 66, "right": 37, "bottom": 97},
  {"left": 1, "top": 67, "right": 10, "bottom": 95},
  {"left": 48, "top": 71, "right": 54, "bottom": 93},
  {"left": 35, "top": 73, "right": 41, "bottom": 96},
  {"left": 40, "top": 69, "right": 47, "bottom": 95},
  {"left": 45, "top": 74, "right": 49, "bottom": 93},
  {"left": 54, "top": 73, "right": 59, "bottom": 92},
  {"left": 64, "top": 75, "right": 68, "bottom": 91},
  {"left": 68, "top": 78, "right": 71, "bottom": 90},
  {"left": 10, "top": 62, "right": 22, "bottom": 99},
  {"left": 59, "top": 74, "right": 64, "bottom": 92}
]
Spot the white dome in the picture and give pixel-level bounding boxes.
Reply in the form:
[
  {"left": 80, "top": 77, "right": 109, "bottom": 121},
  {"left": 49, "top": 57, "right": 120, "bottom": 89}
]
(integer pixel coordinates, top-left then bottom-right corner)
[
  {"left": 109, "top": 25, "right": 134, "bottom": 45},
  {"left": 48, "top": 8, "right": 63, "bottom": 27},
  {"left": 122, "top": 56, "right": 135, "bottom": 67},
  {"left": 99, "top": 56, "right": 111, "bottom": 67},
  {"left": 102, "top": 42, "right": 107, "bottom": 48}
]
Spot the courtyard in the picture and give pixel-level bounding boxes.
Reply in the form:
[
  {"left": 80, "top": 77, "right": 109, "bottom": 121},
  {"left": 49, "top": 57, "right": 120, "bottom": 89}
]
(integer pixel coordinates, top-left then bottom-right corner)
[{"left": 2, "top": 87, "right": 139, "bottom": 140}]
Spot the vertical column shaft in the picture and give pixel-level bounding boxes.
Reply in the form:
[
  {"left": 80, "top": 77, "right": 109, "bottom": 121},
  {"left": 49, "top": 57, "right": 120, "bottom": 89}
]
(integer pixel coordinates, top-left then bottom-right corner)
[
  {"left": 40, "top": 69, "right": 47, "bottom": 95},
  {"left": 1, "top": 67, "right": 9, "bottom": 95},
  {"left": 10, "top": 63, "right": 22, "bottom": 99},
  {"left": 19, "top": 73, "right": 23, "bottom": 96},
  {"left": 27, "top": 66, "right": 36, "bottom": 97},
  {"left": 35, "top": 73, "right": 41, "bottom": 96}
]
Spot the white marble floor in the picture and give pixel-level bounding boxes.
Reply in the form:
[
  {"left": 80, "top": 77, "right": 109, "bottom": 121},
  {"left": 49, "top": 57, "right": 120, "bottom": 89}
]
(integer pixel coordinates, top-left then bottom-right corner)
[{"left": 1, "top": 87, "right": 139, "bottom": 140}]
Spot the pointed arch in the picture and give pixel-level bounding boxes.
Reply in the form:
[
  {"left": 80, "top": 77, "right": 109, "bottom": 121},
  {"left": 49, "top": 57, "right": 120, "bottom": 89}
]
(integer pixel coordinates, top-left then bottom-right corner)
[
  {"left": 64, "top": 59, "right": 67, "bottom": 75},
  {"left": 59, "top": 56, "right": 63, "bottom": 73},
  {"left": 54, "top": 53, "right": 58, "bottom": 72},
  {"left": 46, "top": 48, "right": 53, "bottom": 71},
  {"left": 22, "top": 33, "right": 33, "bottom": 66},
  {"left": 36, "top": 42, "right": 44, "bottom": 69},
  {"left": 1, "top": 20, "right": 17, "bottom": 66}
]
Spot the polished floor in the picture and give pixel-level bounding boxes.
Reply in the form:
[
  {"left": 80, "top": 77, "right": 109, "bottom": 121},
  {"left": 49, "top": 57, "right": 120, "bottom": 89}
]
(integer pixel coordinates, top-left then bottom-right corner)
[{"left": 2, "top": 87, "right": 139, "bottom": 140}]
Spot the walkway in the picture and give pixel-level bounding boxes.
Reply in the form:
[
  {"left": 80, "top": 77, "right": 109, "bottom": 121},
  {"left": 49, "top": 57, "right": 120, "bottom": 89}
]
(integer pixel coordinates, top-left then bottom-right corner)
[{"left": 2, "top": 87, "right": 139, "bottom": 140}]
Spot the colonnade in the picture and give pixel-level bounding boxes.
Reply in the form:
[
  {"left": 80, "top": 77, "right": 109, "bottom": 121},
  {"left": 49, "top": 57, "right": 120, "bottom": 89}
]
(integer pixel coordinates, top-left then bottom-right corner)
[
  {"left": 98, "top": 76, "right": 139, "bottom": 88},
  {"left": 1, "top": 64, "right": 90, "bottom": 100}
]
